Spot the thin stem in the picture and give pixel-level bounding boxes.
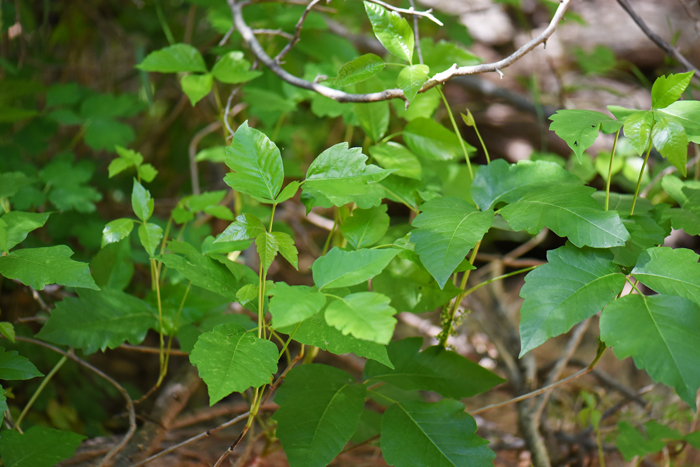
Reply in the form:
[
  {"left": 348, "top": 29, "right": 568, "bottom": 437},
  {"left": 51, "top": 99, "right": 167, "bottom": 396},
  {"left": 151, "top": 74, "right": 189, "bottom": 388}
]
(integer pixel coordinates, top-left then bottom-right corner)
[
  {"left": 163, "top": 282, "right": 192, "bottom": 371},
  {"left": 269, "top": 203, "right": 277, "bottom": 232},
  {"left": 408, "top": 0, "right": 423, "bottom": 65},
  {"left": 439, "top": 241, "right": 480, "bottom": 347},
  {"left": 321, "top": 209, "right": 338, "bottom": 256},
  {"left": 630, "top": 142, "right": 653, "bottom": 216},
  {"left": 462, "top": 265, "right": 538, "bottom": 297},
  {"left": 154, "top": 0, "right": 176, "bottom": 45},
  {"left": 15, "top": 355, "right": 67, "bottom": 429},
  {"left": 437, "top": 86, "right": 473, "bottom": 179},
  {"left": 151, "top": 259, "right": 166, "bottom": 382},
  {"left": 605, "top": 129, "right": 621, "bottom": 211},
  {"left": 257, "top": 262, "right": 265, "bottom": 339},
  {"left": 471, "top": 115, "right": 490, "bottom": 164}
]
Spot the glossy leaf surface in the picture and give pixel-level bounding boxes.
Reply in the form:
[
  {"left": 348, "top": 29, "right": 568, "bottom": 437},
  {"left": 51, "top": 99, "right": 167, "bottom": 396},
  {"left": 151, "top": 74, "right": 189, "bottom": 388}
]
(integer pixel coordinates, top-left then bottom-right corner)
[
  {"left": 216, "top": 213, "right": 266, "bottom": 242},
  {"left": 136, "top": 43, "right": 207, "bottom": 73},
  {"left": 269, "top": 284, "right": 327, "bottom": 328},
  {"left": 403, "top": 117, "right": 469, "bottom": 161},
  {"left": 312, "top": 247, "right": 399, "bottom": 290},
  {"left": 0, "top": 211, "right": 50, "bottom": 250},
  {"left": 632, "top": 247, "right": 700, "bottom": 306},
  {"left": 340, "top": 204, "right": 390, "bottom": 249},
  {"left": 369, "top": 142, "right": 422, "bottom": 180},
  {"left": 397, "top": 64, "right": 430, "bottom": 103},
  {"left": 0, "top": 346, "right": 42, "bottom": 380},
  {"left": 0, "top": 245, "right": 99, "bottom": 290},
  {"left": 325, "top": 292, "right": 397, "bottom": 344},
  {"left": 326, "top": 54, "right": 385, "bottom": 87},
  {"left": 364, "top": 2, "right": 414, "bottom": 63},
  {"left": 651, "top": 71, "right": 694, "bottom": 109},
  {"left": 549, "top": 109, "right": 622, "bottom": 162}
]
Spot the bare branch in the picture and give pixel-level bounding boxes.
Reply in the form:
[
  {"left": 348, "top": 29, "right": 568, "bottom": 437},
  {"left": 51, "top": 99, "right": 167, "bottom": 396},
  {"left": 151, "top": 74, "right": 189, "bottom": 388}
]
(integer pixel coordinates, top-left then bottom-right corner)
[
  {"left": 365, "top": 0, "right": 443, "bottom": 26},
  {"left": 189, "top": 121, "right": 222, "bottom": 195},
  {"left": 14, "top": 337, "right": 136, "bottom": 467},
  {"left": 616, "top": 0, "right": 700, "bottom": 79},
  {"left": 274, "top": 0, "right": 323, "bottom": 63},
  {"left": 408, "top": 0, "right": 424, "bottom": 65},
  {"left": 251, "top": 28, "right": 293, "bottom": 40},
  {"left": 229, "top": 0, "right": 573, "bottom": 103}
]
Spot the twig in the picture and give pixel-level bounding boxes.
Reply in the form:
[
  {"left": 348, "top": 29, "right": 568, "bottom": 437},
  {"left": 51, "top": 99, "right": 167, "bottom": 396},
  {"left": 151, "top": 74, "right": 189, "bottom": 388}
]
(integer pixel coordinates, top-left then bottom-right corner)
[
  {"left": 568, "top": 359, "right": 648, "bottom": 407},
  {"left": 365, "top": 0, "right": 442, "bottom": 25},
  {"left": 398, "top": 312, "right": 474, "bottom": 354},
  {"left": 13, "top": 337, "right": 136, "bottom": 467},
  {"left": 408, "top": 0, "right": 423, "bottom": 65},
  {"left": 219, "top": 26, "right": 236, "bottom": 46},
  {"left": 640, "top": 154, "right": 700, "bottom": 197},
  {"left": 188, "top": 121, "right": 223, "bottom": 195},
  {"left": 532, "top": 318, "right": 591, "bottom": 425},
  {"left": 119, "top": 344, "right": 188, "bottom": 356},
  {"left": 616, "top": 0, "right": 700, "bottom": 79},
  {"left": 130, "top": 411, "right": 250, "bottom": 467},
  {"left": 229, "top": 0, "right": 572, "bottom": 103},
  {"left": 251, "top": 28, "right": 293, "bottom": 39},
  {"left": 274, "top": 0, "right": 322, "bottom": 63},
  {"left": 30, "top": 286, "right": 51, "bottom": 312}
]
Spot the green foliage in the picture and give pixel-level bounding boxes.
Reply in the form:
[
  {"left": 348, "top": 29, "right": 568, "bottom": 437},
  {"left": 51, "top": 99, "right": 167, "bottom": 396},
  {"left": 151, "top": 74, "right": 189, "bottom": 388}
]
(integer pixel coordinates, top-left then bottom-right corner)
[
  {"left": 324, "top": 292, "right": 397, "bottom": 344},
  {"left": 0, "top": 426, "right": 85, "bottom": 467},
  {"left": 340, "top": 205, "right": 390, "bottom": 249},
  {"left": 364, "top": 1, "right": 414, "bottom": 63},
  {"left": 0, "top": 246, "right": 99, "bottom": 290},
  {"left": 0, "top": 346, "right": 43, "bottom": 380},
  {"left": 136, "top": 43, "right": 207, "bottom": 73},
  {"left": 326, "top": 54, "right": 385, "bottom": 87},
  {"left": 312, "top": 247, "right": 399, "bottom": 290}
]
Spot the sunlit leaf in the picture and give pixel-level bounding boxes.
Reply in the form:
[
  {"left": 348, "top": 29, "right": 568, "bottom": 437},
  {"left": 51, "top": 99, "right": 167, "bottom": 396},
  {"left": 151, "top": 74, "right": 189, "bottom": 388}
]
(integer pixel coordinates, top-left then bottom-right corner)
[
  {"left": 312, "top": 247, "right": 399, "bottom": 290},
  {"left": 363, "top": 1, "right": 414, "bottom": 63},
  {"left": 136, "top": 43, "right": 207, "bottom": 73},
  {"left": 0, "top": 245, "right": 99, "bottom": 290}
]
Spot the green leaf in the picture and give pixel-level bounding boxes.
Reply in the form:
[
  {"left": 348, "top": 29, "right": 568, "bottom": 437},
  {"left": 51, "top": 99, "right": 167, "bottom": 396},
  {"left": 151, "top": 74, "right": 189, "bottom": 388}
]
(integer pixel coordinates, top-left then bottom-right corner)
[
  {"left": 624, "top": 110, "right": 654, "bottom": 156},
  {"left": 632, "top": 247, "right": 700, "bottom": 307},
  {"left": 373, "top": 257, "right": 461, "bottom": 313},
  {"left": 0, "top": 211, "right": 51, "bottom": 250},
  {"left": 369, "top": 142, "right": 422, "bottom": 180},
  {"left": 189, "top": 323, "right": 279, "bottom": 405},
  {"left": 397, "top": 64, "right": 430, "bottom": 103},
  {"left": 340, "top": 205, "right": 390, "bottom": 249},
  {"left": 324, "top": 292, "right": 397, "bottom": 344},
  {"left": 256, "top": 231, "right": 279, "bottom": 272},
  {"left": 101, "top": 218, "right": 134, "bottom": 247},
  {"left": 499, "top": 185, "right": 629, "bottom": 248},
  {"left": 651, "top": 118, "right": 688, "bottom": 176},
  {"left": 275, "top": 364, "right": 365, "bottom": 467},
  {"left": 610, "top": 215, "right": 666, "bottom": 268},
  {"left": 211, "top": 51, "right": 262, "bottom": 84},
  {"left": 224, "top": 121, "right": 284, "bottom": 202},
  {"left": 216, "top": 213, "right": 266, "bottom": 242},
  {"left": 600, "top": 294, "right": 700, "bottom": 408},
  {"left": 0, "top": 386, "right": 6, "bottom": 425},
  {"left": 91, "top": 238, "right": 134, "bottom": 290},
  {"left": 0, "top": 322, "right": 15, "bottom": 343},
  {"left": 549, "top": 109, "right": 622, "bottom": 163},
  {"left": 381, "top": 400, "right": 495, "bottom": 467},
  {"left": 403, "top": 117, "right": 471, "bottom": 161},
  {"left": 138, "top": 222, "right": 163, "bottom": 257},
  {"left": 0, "top": 245, "right": 99, "bottom": 290},
  {"left": 131, "top": 179, "right": 153, "bottom": 222},
  {"left": 651, "top": 71, "right": 694, "bottom": 109},
  {"left": 302, "top": 143, "right": 393, "bottom": 209},
  {"left": 354, "top": 100, "right": 390, "bottom": 142},
  {"left": 269, "top": 284, "right": 326, "bottom": 329},
  {"left": 394, "top": 87, "right": 441, "bottom": 121},
  {"left": 158, "top": 241, "right": 249, "bottom": 302},
  {"left": 0, "top": 172, "right": 32, "bottom": 198},
  {"left": 277, "top": 312, "right": 393, "bottom": 367},
  {"left": 275, "top": 181, "right": 301, "bottom": 203},
  {"left": 654, "top": 100, "right": 700, "bottom": 135},
  {"left": 136, "top": 43, "right": 207, "bottom": 73},
  {"left": 0, "top": 426, "right": 85, "bottom": 467},
  {"left": 0, "top": 346, "right": 42, "bottom": 380},
  {"left": 312, "top": 247, "right": 399, "bottom": 290},
  {"left": 363, "top": 1, "right": 414, "bottom": 63},
  {"left": 181, "top": 73, "right": 213, "bottom": 106},
  {"left": 471, "top": 159, "right": 582, "bottom": 210},
  {"left": 37, "top": 288, "right": 157, "bottom": 353},
  {"left": 272, "top": 231, "right": 298, "bottom": 269},
  {"left": 420, "top": 38, "right": 481, "bottom": 72},
  {"left": 365, "top": 338, "right": 504, "bottom": 398},
  {"left": 607, "top": 105, "right": 638, "bottom": 121},
  {"left": 616, "top": 421, "right": 683, "bottom": 461},
  {"left": 0, "top": 219, "right": 6, "bottom": 252},
  {"left": 519, "top": 243, "right": 626, "bottom": 356},
  {"left": 411, "top": 196, "right": 493, "bottom": 288},
  {"left": 326, "top": 54, "right": 385, "bottom": 87},
  {"left": 83, "top": 118, "right": 135, "bottom": 151}
]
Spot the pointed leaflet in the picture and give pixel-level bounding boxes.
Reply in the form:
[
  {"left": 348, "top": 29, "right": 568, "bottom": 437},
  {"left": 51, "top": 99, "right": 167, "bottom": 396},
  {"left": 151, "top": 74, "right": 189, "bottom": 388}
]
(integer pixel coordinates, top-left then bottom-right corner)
[
  {"left": 136, "top": 43, "right": 207, "bottom": 73},
  {"left": 610, "top": 215, "right": 666, "bottom": 268},
  {"left": 269, "top": 284, "right": 326, "bottom": 328},
  {"left": 0, "top": 245, "right": 99, "bottom": 290},
  {"left": 652, "top": 118, "right": 688, "bottom": 176},
  {"left": 273, "top": 231, "right": 298, "bottom": 269},
  {"left": 324, "top": 292, "right": 397, "bottom": 344},
  {"left": 373, "top": 257, "right": 461, "bottom": 313},
  {"left": 363, "top": 1, "right": 414, "bottom": 63},
  {"left": 411, "top": 196, "right": 493, "bottom": 288},
  {"left": 519, "top": 243, "right": 626, "bottom": 356},
  {"left": 354, "top": 100, "right": 390, "bottom": 142},
  {"left": 381, "top": 400, "right": 495, "bottom": 467},
  {"left": 180, "top": 73, "right": 213, "bottom": 106},
  {"left": 632, "top": 247, "right": 700, "bottom": 306},
  {"left": 499, "top": 185, "right": 629, "bottom": 248},
  {"left": 301, "top": 143, "right": 393, "bottom": 208},
  {"left": 275, "top": 181, "right": 300, "bottom": 203},
  {"left": 211, "top": 51, "right": 262, "bottom": 84},
  {"left": 651, "top": 71, "right": 694, "bottom": 109},
  {"left": 215, "top": 213, "right": 266, "bottom": 242},
  {"left": 326, "top": 54, "right": 385, "bottom": 87},
  {"left": 0, "top": 426, "right": 86, "bottom": 467},
  {"left": 224, "top": 121, "right": 284, "bottom": 201},
  {"left": 131, "top": 179, "right": 153, "bottom": 222},
  {"left": 275, "top": 364, "right": 365, "bottom": 467},
  {"left": 369, "top": 142, "right": 422, "bottom": 180},
  {"left": 340, "top": 204, "right": 390, "bottom": 249},
  {"left": 92, "top": 239, "right": 134, "bottom": 290},
  {"left": 654, "top": 100, "right": 700, "bottom": 135},
  {"left": 277, "top": 312, "right": 393, "bottom": 367},
  {"left": 37, "top": 288, "right": 157, "bottom": 353},
  {"left": 0, "top": 211, "right": 50, "bottom": 250},
  {"left": 312, "top": 247, "right": 399, "bottom": 290},
  {"left": 471, "top": 159, "right": 582, "bottom": 210},
  {"left": 624, "top": 110, "right": 654, "bottom": 156},
  {"left": 158, "top": 241, "right": 250, "bottom": 302},
  {"left": 616, "top": 421, "right": 684, "bottom": 461},
  {"left": 256, "top": 232, "right": 279, "bottom": 272},
  {"left": 403, "top": 117, "right": 471, "bottom": 161},
  {"left": 0, "top": 346, "right": 42, "bottom": 380},
  {"left": 189, "top": 323, "right": 278, "bottom": 405},
  {"left": 365, "top": 337, "right": 504, "bottom": 399},
  {"left": 398, "top": 64, "right": 430, "bottom": 103},
  {"left": 138, "top": 222, "right": 163, "bottom": 256},
  {"left": 600, "top": 294, "right": 700, "bottom": 408},
  {"left": 102, "top": 218, "right": 134, "bottom": 247},
  {"left": 549, "top": 109, "right": 623, "bottom": 163}
]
